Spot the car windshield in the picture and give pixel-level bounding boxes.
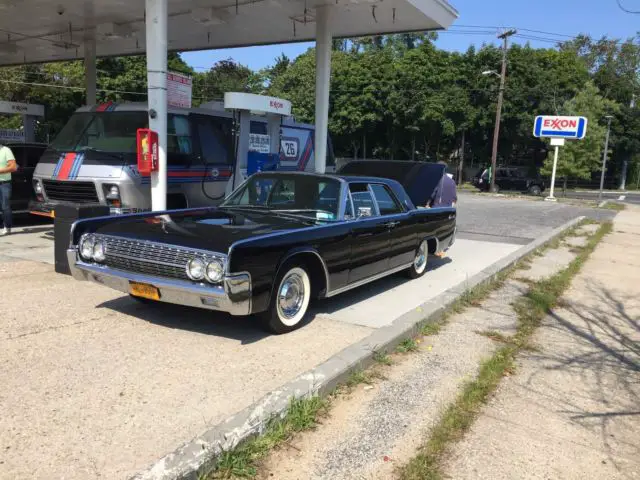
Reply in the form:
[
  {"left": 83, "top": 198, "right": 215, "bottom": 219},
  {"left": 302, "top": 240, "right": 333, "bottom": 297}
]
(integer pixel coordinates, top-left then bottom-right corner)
[
  {"left": 51, "top": 111, "right": 149, "bottom": 153},
  {"left": 222, "top": 174, "right": 342, "bottom": 221}
]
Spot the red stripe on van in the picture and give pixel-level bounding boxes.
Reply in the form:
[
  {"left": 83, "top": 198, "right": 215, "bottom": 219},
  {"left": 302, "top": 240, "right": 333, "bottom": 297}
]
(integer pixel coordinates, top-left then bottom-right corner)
[{"left": 57, "top": 153, "right": 77, "bottom": 180}]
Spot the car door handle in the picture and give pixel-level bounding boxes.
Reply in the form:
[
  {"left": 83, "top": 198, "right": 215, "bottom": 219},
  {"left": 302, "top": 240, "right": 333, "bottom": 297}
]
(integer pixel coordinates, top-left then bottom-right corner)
[{"left": 385, "top": 221, "right": 400, "bottom": 229}]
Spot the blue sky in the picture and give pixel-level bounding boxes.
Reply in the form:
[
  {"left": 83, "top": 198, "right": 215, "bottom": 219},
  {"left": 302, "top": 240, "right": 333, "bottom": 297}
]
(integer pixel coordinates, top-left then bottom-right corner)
[{"left": 182, "top": 0, "right": 640, "bottom": 72}]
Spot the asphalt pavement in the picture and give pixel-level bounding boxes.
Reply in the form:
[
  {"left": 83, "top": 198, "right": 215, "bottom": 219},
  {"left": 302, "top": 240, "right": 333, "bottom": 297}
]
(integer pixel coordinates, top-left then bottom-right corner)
[{"left": 455, "top": 192, "right": 616, "bottom": 245}]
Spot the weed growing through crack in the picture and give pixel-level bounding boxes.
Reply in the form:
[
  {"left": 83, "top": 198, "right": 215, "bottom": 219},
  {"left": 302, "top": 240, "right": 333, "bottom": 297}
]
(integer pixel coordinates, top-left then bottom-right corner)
[
  {"left": 396, "top": 338, "right": 419, "bottom": 353},
  {"left": 208, "top": 396, "right": 327, "bottom": 479},
  {"left": 373, "top": 350, "right": 393, "bottom": 366}
]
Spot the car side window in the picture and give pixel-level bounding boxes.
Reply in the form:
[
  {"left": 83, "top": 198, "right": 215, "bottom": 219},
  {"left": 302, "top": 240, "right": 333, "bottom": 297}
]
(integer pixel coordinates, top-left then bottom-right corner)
[
  {"left": 349, "top": 183, "right": 377, "bottom": 218},
  {"left": 370, "top": 184, "right": 402, "bottom": 215}
]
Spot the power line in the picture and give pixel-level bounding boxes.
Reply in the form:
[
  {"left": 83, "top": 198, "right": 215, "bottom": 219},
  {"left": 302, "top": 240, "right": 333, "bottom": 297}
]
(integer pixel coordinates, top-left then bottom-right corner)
[{"left": 616, "top": 0, "right": 640, "bottom": 14}]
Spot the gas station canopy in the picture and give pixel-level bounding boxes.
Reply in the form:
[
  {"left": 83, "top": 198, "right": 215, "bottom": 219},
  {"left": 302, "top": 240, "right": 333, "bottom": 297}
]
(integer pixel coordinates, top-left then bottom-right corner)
[{"left": 0, "top": 0, "right": 457, "bottom": 65}]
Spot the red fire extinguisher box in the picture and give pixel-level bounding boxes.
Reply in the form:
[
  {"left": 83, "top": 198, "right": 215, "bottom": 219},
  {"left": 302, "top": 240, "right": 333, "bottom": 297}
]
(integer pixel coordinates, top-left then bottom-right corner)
[{"left": 137, "top": 129, "right": 159, "bottom": 175}]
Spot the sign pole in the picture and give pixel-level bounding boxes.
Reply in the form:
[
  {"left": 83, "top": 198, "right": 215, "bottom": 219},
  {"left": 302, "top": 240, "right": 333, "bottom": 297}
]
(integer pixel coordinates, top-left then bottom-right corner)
[
  {"left": 546, "top": 138, "right": 565, "bottom": 202},
  {"left": 547, "top": 145, "right": 560, "bottom": 201}
]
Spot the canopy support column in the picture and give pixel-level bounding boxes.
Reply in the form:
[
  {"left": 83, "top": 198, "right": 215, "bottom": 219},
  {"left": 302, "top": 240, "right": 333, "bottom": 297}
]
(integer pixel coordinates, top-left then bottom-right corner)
[
  {"left": 314, "top": 5, "right": 332, "bottom": 174},
  {"left": 84, "top": 36, "right": 97, "bottom": 106},
  {"left": 145, "top": 0, "right": 168, "bottom": 211}
]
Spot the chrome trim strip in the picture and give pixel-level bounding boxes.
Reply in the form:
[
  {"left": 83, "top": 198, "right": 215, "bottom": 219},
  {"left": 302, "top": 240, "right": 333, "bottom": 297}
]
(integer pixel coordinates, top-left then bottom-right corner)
[
  {"left": 326, "top": 262, "right": 413, "bottom": 298},
  {"left": 67, "top": 249, "right": 251, "bottom": 316}
]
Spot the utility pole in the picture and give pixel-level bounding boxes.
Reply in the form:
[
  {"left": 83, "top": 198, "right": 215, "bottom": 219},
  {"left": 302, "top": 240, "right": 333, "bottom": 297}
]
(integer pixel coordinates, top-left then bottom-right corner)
[
  {"left": 598, "top": 115, "right": 614, "bottom": 202},
  {"left": 458, "top": 129, "right": 465, "bottom": 183},
  {"left": 489, "top": 28, "right": 517, "bottom": 193}
]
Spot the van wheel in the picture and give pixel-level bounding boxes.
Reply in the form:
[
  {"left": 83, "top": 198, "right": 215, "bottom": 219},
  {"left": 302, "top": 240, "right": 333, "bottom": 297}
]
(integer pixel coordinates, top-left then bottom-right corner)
[
  {"left": 529, "top": 185, "right": 542, "bottom": 196},
  {"left": 407, "top": 239, "right": 429, "bottom": 279},
  {"left": 260, "top": 262, "right": 312, "bottom": 334}
]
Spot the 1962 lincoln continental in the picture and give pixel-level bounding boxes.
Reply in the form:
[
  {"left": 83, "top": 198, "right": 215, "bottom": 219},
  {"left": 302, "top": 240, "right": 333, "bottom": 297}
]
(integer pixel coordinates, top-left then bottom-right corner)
[{"left": 67, "top": 161, "right": 456, "bottom": 333}]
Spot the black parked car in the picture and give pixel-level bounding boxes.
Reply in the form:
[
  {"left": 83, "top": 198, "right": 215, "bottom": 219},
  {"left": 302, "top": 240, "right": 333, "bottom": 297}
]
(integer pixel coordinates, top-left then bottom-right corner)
[
  {"left": 66, "top": 161, "right": 456, "bottom": 334},
  {"left": 3, "top": 142, "right": 47, "bottom": 213},
  {"left": 475, "top": 166, "right": 545, "bottom": 195}
]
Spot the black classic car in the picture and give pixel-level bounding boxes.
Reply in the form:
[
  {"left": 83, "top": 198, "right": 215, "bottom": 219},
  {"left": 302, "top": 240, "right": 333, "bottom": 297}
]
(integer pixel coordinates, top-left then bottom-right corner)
[{"left": 67, "top": 161, "right": 456, "bottom": 334}]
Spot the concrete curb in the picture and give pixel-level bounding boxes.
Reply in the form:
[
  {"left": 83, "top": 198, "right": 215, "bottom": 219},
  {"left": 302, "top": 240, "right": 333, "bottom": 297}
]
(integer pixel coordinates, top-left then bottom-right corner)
[{"left": 131, "top": 215, "right": 586, "bottom": 480}]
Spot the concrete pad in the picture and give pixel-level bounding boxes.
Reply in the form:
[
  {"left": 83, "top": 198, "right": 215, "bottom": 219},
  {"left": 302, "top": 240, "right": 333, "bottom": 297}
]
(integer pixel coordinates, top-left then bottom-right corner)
[
  {"left": 0, "top": 226, "right": 55, "bottom": 264},
  {"left": 0, "top": 267, "right": 371, "bottom": 480},
  {"left": 516, "top": 246, "right": 576, "bottom": 282},
  {"left": 315, "top": 239, "right": 521, "bottom": 328}
]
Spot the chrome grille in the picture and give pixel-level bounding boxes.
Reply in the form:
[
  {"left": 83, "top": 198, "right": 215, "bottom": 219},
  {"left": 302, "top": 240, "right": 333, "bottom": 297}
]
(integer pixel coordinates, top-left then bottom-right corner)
[{"left": 98, "top": 235, "right": 223, "bottom": 282}]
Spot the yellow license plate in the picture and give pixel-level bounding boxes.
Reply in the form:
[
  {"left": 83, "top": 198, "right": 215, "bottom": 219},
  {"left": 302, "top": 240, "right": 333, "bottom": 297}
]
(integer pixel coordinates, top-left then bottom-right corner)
[{"left": 129, "top": 281, "right": 160, "bottom": 301}]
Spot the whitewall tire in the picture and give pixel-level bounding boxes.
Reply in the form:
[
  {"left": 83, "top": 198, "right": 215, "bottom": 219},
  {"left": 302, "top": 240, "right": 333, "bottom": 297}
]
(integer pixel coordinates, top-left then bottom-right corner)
[
  {"left": 260, "top": 263, "right": 312, "bottom": 334},
  {"left": 407, "top": 239, "right": 429, "bottom": 279}
]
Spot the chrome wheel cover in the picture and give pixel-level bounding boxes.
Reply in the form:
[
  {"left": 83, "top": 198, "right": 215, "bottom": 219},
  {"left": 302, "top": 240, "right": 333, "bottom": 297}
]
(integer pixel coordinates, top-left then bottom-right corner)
[
  {"left": 277, "top": 268, "right": 309, "bottom": 325},
  {"left": 414, "top": 240, "right": 428, "bottom": 274}
]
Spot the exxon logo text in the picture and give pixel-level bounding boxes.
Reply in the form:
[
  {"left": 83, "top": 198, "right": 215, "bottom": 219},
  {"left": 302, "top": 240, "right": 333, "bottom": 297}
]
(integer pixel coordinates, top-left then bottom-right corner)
[
  {"left": 269, "top": 100, "right": 284, "bottom": 110},
  {"left": 543, "top": 118, "right": 577, "bottom": 130}
]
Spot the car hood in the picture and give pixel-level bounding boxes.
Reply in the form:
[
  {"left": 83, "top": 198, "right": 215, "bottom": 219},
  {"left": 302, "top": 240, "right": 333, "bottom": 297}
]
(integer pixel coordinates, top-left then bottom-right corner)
[
  {"left": 93, "top": 207, "right": 317, "bottom": 254},
  {"left": 337, "top": 161, "right": 446, "bottom": 207}
]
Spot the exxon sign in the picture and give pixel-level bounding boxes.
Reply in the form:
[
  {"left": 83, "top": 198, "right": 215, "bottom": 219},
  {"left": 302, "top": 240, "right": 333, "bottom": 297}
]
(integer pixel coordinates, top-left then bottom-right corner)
[{"left": 533, "top": 115, "right": 588, "bottom": 140}]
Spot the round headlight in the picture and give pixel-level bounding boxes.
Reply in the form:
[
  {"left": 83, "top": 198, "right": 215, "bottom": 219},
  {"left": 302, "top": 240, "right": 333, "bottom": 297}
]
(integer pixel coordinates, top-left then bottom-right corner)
[
  {"left": 187, "top": 257, "right": 206, "bottom": 281},
  {"left": 93, "top": 239, "right": 106, "bottom": 263},
  {"left": 79, "top": 234, "right": 95, "bottom": 261},
  {"left": 34, "top": 182, "right": 42, "bottom": 194},
  {"left": 106, "top": 185, "right": 120, "bottom": 200},
  {"left": 205, "top": 258, "right": 224, "bottom": 283}
]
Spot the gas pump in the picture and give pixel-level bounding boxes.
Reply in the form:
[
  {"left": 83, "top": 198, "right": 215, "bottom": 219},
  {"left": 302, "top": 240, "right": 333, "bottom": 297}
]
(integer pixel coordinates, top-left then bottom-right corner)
[{"left": 223, "top": 93, "right": 292, "bottom": 197}]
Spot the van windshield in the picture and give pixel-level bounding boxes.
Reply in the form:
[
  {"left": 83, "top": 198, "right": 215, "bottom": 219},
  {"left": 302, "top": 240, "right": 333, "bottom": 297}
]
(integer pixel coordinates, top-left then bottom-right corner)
[{"left": 51, "top": 112, "right": 149, "bottom": 153}]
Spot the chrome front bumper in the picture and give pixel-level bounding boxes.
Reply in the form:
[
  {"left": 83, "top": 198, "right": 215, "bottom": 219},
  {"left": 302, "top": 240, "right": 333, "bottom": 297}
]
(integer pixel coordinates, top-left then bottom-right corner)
[{"left": 67, "top": 249, "right": 251, "bottom": 316}]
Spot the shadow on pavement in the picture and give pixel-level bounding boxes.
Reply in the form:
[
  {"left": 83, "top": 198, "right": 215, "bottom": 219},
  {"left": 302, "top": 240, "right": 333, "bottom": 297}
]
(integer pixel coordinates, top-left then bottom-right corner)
[
  {"left": 96, "top": 255, "right": 453, "bottom": 341},
  {"left": 97, "top": 296, "right": 271, "bottom": 345},
  {"left": 313, "top": 256, "right": 452, "bottom": 315},
  {"left": 521, "top": 279, "right": 639, "bottom": 472}
]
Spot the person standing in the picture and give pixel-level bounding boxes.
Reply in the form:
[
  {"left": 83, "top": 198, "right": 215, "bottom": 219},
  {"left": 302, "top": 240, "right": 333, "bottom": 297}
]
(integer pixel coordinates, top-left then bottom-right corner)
[
  {"left": 0, "top": 143, "right": 17, "bottom": 236},
  {"left": 428, "top": 161, "right": 458, "bottom": 208},
  {"left": 427, "top": 161, "right": 458, "bottom": 258}
]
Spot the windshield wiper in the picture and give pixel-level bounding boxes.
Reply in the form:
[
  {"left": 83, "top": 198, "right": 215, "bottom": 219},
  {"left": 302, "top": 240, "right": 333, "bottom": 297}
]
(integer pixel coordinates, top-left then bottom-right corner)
[{"left": 77, "top": 147, "right": 125, "bottom": 161}]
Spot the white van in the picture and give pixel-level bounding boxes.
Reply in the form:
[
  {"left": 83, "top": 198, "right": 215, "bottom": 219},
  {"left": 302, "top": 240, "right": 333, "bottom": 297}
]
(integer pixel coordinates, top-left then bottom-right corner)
[{"left": 31, "top": 101, "right": 335, "bottom": 216}]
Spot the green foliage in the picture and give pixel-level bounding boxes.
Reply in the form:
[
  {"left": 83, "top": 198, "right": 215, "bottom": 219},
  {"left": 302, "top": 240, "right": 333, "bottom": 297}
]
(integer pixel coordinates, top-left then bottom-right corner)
[{"left": 0, "top": 31, "right": 637, "bottom": 186}]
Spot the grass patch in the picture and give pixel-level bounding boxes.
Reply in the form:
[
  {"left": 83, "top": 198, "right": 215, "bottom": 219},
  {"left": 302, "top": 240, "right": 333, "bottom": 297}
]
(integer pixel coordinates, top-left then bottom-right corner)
[
  {"left": 373, "top": 350, "right": 393, "bottom": 366},
  {"left": 207, "top": 396, "right": 327, "bottom": 479},
  {"left": 345, "top": 368, "right": 385, "bottom": 389},
  {"left": 398, "top": 221, "right": 611, "bottom": 480},
  {"left": 476, "top": 330, "right": 511, "bottom": 344},
  {"left": 396, "top": 338, "right": 419, "bottom": 353},
  {"left": 421, "top": 321, "right": 445, "bottom": 336},
  {"left": 600, "top": 202, "right": 626, "bottom": 211}
]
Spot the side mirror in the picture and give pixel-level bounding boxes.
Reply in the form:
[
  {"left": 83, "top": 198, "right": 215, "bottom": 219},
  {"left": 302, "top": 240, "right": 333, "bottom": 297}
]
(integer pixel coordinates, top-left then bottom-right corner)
[{"left": 357, "top": 206, "right": 372, "bottom": 218}]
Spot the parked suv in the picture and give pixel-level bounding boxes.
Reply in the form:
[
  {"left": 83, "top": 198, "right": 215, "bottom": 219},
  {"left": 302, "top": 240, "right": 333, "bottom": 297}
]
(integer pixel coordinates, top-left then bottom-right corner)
[
  {"left": 3, "top": 142, "right": 47, "bottom": 214},
  {"left": 475, "top": 166, "right": 545, "bottom": 195}
]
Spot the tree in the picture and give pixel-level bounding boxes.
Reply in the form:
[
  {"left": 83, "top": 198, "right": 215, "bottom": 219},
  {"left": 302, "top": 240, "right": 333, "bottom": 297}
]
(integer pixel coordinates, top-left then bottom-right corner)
[
  {"left": 541, "top": 82, "right": 618, "bottom": 188},
  {"left": 192, "top": 59, "right": 263, "bottom": 105}
]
